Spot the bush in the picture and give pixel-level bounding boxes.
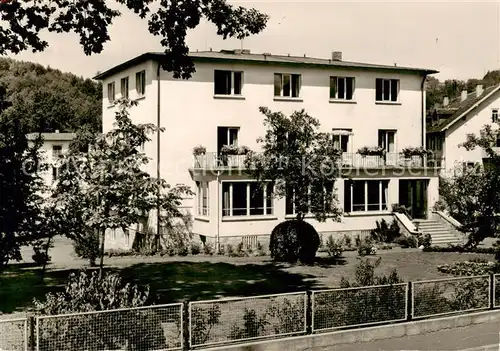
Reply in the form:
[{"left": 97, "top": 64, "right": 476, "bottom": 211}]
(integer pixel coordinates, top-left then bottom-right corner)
[
  {"left": 32, "top": 245, "right": 51, "bottom": 266},
  {"left": 395, "top": 235, "right": 418, "bottom": 248},
  {"left": 437, "top": 261, "right": 497, "bottom": 276},
  {"left": 218, "top": 244, "right": 225, "bottom": 256},
  {"left": 325, "top": 235, "right": 344, "bottom": 258},
  {"left": 343, "top": 234, "right": 352, "bottom": 249},
  {"left": 177, "top": 245, "right": 189, "bottom": 256},
  {"left": 256, "top": 241, "right": 267, "bottom": 256},
  {"left": 234, "top": 242, "right": 247, "bottom": 257},
  {"left": 72, "top": 230, "right": 100, "bottom": 266},
  {"left": 190, "top": 242, "right": 201, "bottom": 255},
  {"left": 357, "top": 237, "right": 376, "bottom": 256},
  {"left": 417, "top": 233, "right": 432, "bottom": 248},
  {"left": 422, "top": 246, "right": 495, "bottom": 254},
  {"left": 33, "top": 270, "right": 169, "bottom": 350},
  {"left": 203, "top": 242, "right": 214, "bottom": 255},
  {"left": 226, "top": 244, "right": 235, "bottom": 257},
  {"left": 269, "top": 220, "right": 320, "bottom": 264},
  {"left": 370, "top": 219, "right": 401, "bottom": 243}
]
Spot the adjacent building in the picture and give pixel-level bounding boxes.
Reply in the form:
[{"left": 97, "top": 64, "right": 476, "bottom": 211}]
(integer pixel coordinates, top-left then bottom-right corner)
[
  {"left": 27, "top": 132, "right": 75, "bottom": 191},
  {"left": 94, "top": 49, "right": 441, "bottom": 250},
  {"left": 427, "top": 84, "right": 500, "bottom": 175}
]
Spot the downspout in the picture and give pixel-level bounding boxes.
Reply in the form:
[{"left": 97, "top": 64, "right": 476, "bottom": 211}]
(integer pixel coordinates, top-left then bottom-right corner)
[
  {"left": 216, "top": 170, "right": 221, "bottom": 253},
  {"left": 156, "top": 63, "right": 161, "bottom": 242},
  {"left": 421, "top": 74, "right": 428, "bottom": 149}
]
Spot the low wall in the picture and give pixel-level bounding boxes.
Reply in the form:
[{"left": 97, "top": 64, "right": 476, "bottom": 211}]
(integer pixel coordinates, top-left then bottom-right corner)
[{"left": 201, "top": 310, "right": 500, "bottom": 351}]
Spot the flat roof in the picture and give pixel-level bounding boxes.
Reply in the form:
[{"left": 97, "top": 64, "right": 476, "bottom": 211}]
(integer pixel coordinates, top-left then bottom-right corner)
[
  {"left": 93, "top": 50, "right": 439, "bottom": 80},
  {"left": 27, "top": 132, "right": 76, "bottom": 141}
]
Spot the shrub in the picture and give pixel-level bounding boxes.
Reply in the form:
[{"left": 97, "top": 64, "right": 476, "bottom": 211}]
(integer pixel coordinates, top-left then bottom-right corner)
[
  {"left": 72, "top": 230, "right": 100, "bottom": 266},
  {"left": 395, "top": 235, "right": 418, "bottom": 248},
  {"left": 235, "top": 242, "right": 247, "bottom": 257},
  {"left": 437, "top": 261, "right": 497, "bottom": 276},
  {"left": 269, "top": 220, "right": 320, "bottom": 264},
  {"left": 203, "top": 242, "right": 214, "bottom": 255},
  {"left": 177, "top": 245, "right": 189, "bottom": 256},
  {"left": 33, "top": 270, "right": 168, "bottom": 350},
  {"left": 32, "top": 245, "right": 51, "bottom": 266},
  {"left": 190, "top": 242, "right": 201, "bottom": 255},
  {"left": 422, "top": 246, "right": 495, "bottom": 254},
  {"left": 218, "top": 244, "right": 225, "bottom": 256},
  {"left": 357, "top": 237, "right": 376, "bottom": 256},
  {"left": 325, "top": 235, "right": 344, "bottom": 258},
  {"left": 370, "top": 219, "right": 401, "bottom": 243},
  {"left": 355, "top": 234, "right": 362, "bottom": 248},
  {"left": 256, "top": 241, "right": 267, "bottom": 256},
  {"left": 226, "top": 244, "right": 235, "bottom": 257},
  {"left": 343, "top": 234, "right": 352, "bottom": 249},
  {"left": 190, "top": 305, "right": 221, "bottom": 345},
  {"left": 417, "top": 233, "right": 432, "bottom": 248}
]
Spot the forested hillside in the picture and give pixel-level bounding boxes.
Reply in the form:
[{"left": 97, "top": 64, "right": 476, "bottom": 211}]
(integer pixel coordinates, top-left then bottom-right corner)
[
  {"left": 426, "top": 70, "right": 500, "bottom": 111},
  {"left": 0, "top": 58, "right": 102, "bottom": 133}
]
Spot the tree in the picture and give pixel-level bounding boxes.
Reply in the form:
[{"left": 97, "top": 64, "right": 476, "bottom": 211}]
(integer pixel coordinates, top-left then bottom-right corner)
[
  {"left": 0, "top": 58, "right": 102, "bottom": 133},
  {"left": 53, "top": 99, "right": 192, "bottom": 271},
  {"left": 246, "top": 107, "right": 343, "bottom": 222},
  {"left": 442, "top": 124, "right": 500, "bottom": 247},
  {"left": 0, "top": 0, "right": 268, "bottom": 79},
  {"left": 0, "top": 86, "right": 46, "bottom": 272}
]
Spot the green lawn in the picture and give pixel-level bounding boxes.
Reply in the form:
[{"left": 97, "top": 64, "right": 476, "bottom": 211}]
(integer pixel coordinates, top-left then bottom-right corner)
[{"left": 0, "top": 249, "right": 495, "bottom": 315}]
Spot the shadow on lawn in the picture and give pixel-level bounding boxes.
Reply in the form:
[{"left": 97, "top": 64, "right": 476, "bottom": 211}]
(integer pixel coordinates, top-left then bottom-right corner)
[{"left": 118, "top": 260, "right": 320, "bottom": 303}]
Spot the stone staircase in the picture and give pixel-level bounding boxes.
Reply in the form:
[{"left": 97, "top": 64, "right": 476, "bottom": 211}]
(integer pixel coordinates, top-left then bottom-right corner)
[{"left": 413, "top": 219, "right": 463, "bottom": 246}]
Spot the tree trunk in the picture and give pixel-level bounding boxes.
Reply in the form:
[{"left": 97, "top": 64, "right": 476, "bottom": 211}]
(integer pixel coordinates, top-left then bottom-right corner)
[
  {"left": 98, "top": 228, "right": 105, "bottom": 278},
  {"left": 39, "top": 236, "right": 53, "bottom": 283}
]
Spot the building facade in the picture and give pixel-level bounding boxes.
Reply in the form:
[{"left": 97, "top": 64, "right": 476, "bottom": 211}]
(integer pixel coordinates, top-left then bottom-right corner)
[
  {"left": 27, "top": 132, "right": 75, "bottom": 191},
  {"left": 95, "top": 50, "right": 440, "bottom": 249},
  {"left": 427, "top": 84, "right": 500, "bottom": 175}
]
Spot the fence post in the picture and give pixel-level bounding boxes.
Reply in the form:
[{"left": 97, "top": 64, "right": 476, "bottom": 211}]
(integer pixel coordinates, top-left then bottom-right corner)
[
  {"left": 183, "top": 301, "right": 190, "bottom": 351},
  {"left": 27, "top": 315, "right": 35, "bottom": 351},
  {"left": 490, "top": 274, "right": 495, "bottom": 310},
  {"left": 407, "top": 281, "right": 413, "bottom": 322},
  {"left": 306, "top": 291, "right": 312, "bottom": 335}
]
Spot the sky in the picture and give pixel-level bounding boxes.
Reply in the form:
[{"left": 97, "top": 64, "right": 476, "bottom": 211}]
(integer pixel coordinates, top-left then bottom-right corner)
[{"left": 11, "top": 0, "right": 500, "bottom": 81}]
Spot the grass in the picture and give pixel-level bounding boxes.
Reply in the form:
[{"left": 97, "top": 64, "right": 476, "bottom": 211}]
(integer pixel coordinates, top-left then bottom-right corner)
[{"left": 0, "top": 248, "right": 495, "bottom": 315}]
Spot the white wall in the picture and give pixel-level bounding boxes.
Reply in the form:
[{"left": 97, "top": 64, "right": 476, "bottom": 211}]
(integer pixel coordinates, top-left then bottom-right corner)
[
  {"left": 35, "top": 138, "right": 73, "bottom": 190},
  {"left": 444, "top": 90, "right": 500, "bottom": 172}
]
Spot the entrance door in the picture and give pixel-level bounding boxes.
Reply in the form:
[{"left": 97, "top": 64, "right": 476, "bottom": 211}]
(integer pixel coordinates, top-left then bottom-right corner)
[{"left": 399, "top": 179, "right": 428, "bottom": 219}]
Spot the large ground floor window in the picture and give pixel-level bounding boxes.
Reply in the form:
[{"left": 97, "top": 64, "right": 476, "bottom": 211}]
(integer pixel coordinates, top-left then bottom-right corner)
[
  {"left": 222, "top": 182, "right": 274, "bottom": 217},
  {"left": 285, "top": 183, "right": 334, "bottom": 215},
  {"left": 344, "top": 179, "right": 388, "bottom": 212},
  {"left": 196, "top": 181, "right": 209, "bottom": 216}
]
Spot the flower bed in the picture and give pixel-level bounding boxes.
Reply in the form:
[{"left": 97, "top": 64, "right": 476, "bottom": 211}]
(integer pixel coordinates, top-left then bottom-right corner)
[
  {"left": 423, "top": 246, "right": 495, "bottom": 254},
  {"left": 437, "top": 260, "right": 498, "bottom": 276}
]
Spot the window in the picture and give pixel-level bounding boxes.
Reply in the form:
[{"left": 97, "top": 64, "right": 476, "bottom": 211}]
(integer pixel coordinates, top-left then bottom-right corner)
[
  {"left": 52, "top": 145, "right": 62, "bottom": 158},
  {"left": 378, "top": 130, "right": 396, "bottom": 152},
  {"left": 492, "top": 109, "right": 499, "bottom": 123},
  {"left": 285, "top": 184, "right": 334, "bottom": 215},
  {"left": 52, "top": 166, "right": 60, "bottom": 183},
  {"left": 222, "top": 182, "right": 273, "bottom": 217},
  {"left": 107, "top": 82, "right": 115, "bottom": 103},
  {"left": 332, "top": 129, "right": 352, "bottom": 153},
  {"left": 375, "top": 78, "right": 399, "bottom": 102},
  {"left": 330, "top": 77, "right": 355, "bottom": 100},
  {"left": 196, "top": 182, "right": 209, "bottom": 216},
  {"left": 274, "top": 73, "right": 301, "bottom": 98},
  {"left": 120, "top": 77, "right": 129, "bottom": 99},
  {"left": 214, "top": 70, "right": 243, "bottom": 95},
  {"left": 344, "top": 180, "right": 389, "bottom": 212},
  {"left": 136, "top": 70, "right": 146, "bottom": 96},
  {"left": 217, "top": 126, "right": 239, "bottom": 152}
]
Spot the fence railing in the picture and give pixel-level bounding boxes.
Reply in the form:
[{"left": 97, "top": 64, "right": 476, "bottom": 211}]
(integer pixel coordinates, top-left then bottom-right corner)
[
  {"left": 188, "top": 292, "right": 307, "bottom": 349},
  {"left": 311, "top": 283, "right": 408, "bottom": 332},
  {"left": 35, "top": 303, "right": 183, "bottom": 351},
  {"left": 0, "top": 317, "right": 28, "bottom": 351},
  {"left": 3, "top": 274, "right": 500, "bottom": 350},
  {"left": 412, "top": 275, "right": 490, "bottom": 319},
  {"left": 193, "top": 152, "right": 443, "bottom": 171}
]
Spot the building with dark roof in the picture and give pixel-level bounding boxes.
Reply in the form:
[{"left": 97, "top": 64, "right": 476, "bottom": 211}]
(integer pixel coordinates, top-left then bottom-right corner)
[
  {"left": 94, "top": 49, "right": 448, "bottom": 250},
  {"left": 426, "top": 84, "right": 500, "bottom": 173}
]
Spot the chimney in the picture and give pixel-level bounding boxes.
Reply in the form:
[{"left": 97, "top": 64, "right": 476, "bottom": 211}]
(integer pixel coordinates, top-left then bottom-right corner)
[
  {"left": 476, "top": 84, "right": 483, "bottom": 97},
  {"left": 443, "top": 97, "right": 449, "bottom": 107},
  {"left": 461, "top": 90, "right": 468, "bottom": 102},
  {"left": 332, "top": 51, "right": 342, "bottom": 61}
]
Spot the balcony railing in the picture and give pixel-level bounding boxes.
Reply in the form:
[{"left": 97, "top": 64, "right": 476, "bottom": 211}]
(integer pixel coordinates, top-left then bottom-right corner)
[{"left": 192, "top": 152, "right": 443, "bottom": 170}]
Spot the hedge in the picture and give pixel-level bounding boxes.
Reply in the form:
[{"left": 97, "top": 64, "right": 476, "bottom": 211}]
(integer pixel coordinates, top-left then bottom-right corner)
[{"left": 422, "top": 246, "right": 495, "bottom": 254}]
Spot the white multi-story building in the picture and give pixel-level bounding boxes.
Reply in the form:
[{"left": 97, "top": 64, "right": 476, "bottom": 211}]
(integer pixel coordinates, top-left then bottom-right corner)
[
  {"left": 95, "top": 49, "right": 441, "bottom": 249},
  {"left": 427, "top": 84, "right": 500, "bottom": 174},
  {"left": 27, "top": 132, "right": 75, "bottom": 190}
]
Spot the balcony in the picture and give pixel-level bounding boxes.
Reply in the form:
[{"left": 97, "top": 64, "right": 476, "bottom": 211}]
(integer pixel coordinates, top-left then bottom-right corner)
[{"left": 192, "top": 152, "right": 443, "bottom": 171}]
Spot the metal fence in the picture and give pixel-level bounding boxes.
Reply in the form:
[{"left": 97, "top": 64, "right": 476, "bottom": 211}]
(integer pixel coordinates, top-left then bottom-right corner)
[
  {"left": 0, "top": 317, "right": 27, "bottom": 351},
  {"left": 493, "top": 274, "right": 500, "bottom": 308},
  {"left": 311, "top": 283, "right": 407, "bottom": 332},
  {"left": 188, "top": 292, "right": 307, "bottom": 348},
  {"left": 412, "top": 275, "right": 490, "bottom": 319},
  {"left": 35, "top": 303, "right": 183, "bottom": 351}
]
